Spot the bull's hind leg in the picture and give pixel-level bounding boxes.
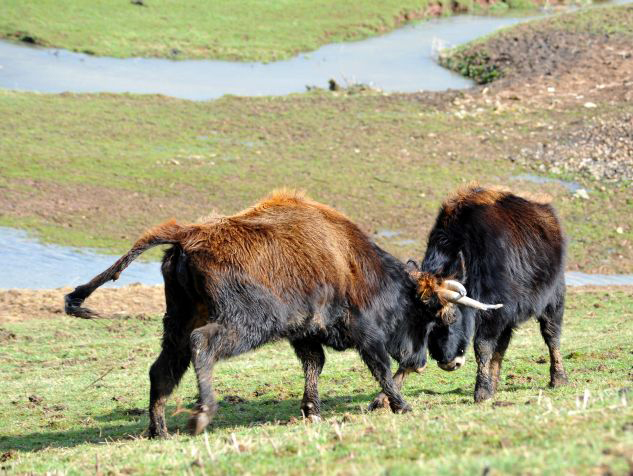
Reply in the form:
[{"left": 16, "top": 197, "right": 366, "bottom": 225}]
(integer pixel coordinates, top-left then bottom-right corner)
[
  {"left": 188, "top": 318, "right": 272, "bottom": 435},
  {"left": 148, "top": 329, "right": 191, "bottom": 438},
  {"left": 538, "top": 298, "right": 568, "bottom": 388},
  {"left": 148, "top": 252, "right": 194, "bottom": 438},
  {"left": 291, "top": 339, "right": 326, "bottom": 421},
  {"left": 188, "top": 323, "right": 224, "bottom": 435}
]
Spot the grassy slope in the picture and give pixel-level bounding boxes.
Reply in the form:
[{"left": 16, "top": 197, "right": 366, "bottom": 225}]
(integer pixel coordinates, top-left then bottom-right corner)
[
  {"left": 0, "top": 290, "right": 632, "bottom": 474},
  {"left": 0, "top": 0, "right": 522, "bottom": 62},
  {"left": 1, "top": 89, "right": 631, "bottom": 272}
]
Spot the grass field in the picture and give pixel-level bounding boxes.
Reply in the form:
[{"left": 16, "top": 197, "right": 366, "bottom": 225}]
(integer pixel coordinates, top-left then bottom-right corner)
[
  {"left": 1, "top": 289, "right": 631, "bottom": 474},
  {"left": 1, "top": 88, "right": 631, "bottom": 273},
  {"left": 0, "top": 0, "right": 535, "bottom": 62},
  {"left": 1, "top": 3, "right": 632, "bottom": 474}
]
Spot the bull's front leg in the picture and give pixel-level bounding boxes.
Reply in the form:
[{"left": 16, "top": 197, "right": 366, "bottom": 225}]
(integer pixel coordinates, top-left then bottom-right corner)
[
  {"left": 359, "top": 342, "right": 412, "bottom": 414},
  {"left": 473, "top": 337, "right": 496, "bottom": 403},
  {"left": 368, "top": 366, "right": 424, "bottom": 411}
]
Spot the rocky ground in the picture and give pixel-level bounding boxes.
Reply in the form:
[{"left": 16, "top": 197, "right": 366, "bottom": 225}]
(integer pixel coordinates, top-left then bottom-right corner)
[
  {"left": 517, "top": 113, "right": 633, "bottom": 183},
  {"left": 440, "top": 5, "right": 633, "bottom": 184}
]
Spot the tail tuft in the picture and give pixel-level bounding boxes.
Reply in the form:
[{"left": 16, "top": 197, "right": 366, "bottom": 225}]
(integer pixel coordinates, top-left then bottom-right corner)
[
  {"left": 65, "top": 287, "right": 101, "bottom": 319},
  {"left": 63, "top": 220, "right": 184, "bottom": 319}
]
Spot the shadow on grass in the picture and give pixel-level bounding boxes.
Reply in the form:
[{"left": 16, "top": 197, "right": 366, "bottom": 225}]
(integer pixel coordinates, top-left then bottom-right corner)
[{"left": 0, "top": 392, "right": 380, "bottom": 453}]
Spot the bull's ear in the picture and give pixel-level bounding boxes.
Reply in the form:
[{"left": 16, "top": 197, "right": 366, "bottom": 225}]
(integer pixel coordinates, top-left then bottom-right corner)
[
  {"left": 414, "top": 272, "right": 458, "bottom": 325},
  {"left": 405, "top": 259, "right": 419, "bottom": 273}
]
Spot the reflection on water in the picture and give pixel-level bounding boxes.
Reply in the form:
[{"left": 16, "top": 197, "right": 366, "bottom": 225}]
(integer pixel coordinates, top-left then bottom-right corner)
[
  {"left": 0, "top": 16, "right": 534, "bottom": 100},
  {"left": 3, "top": 227, "right": 630, "bottom": 290}
]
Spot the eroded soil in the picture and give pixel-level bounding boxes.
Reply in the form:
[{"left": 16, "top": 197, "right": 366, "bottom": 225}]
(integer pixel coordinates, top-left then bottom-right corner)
[
  {"left": 0, "top": 285, "right": 165, "bottom": 322},
  {"left": 441, "top": 6, "right": 633, "bottom": 182},
  {"left": 1, "top": 284, "right": 631, "bottom": 323}
]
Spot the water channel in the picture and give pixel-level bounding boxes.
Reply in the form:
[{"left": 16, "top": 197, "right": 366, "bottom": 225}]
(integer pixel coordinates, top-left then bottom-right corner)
[
  {"left": 1, "top": 5, "right": 631, "bottom": 288},
  {"left": 1, "top": 227, "right": 631, "bottom": 289},
  {"left": 0, "top": 15, "right": 536, "bottom": 99}
]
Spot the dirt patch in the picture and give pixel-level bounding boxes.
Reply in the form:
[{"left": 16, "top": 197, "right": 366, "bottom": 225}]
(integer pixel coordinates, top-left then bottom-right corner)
[
  {"left": 441, "top": 30, "right": 620, "bottom": 84},
  {"left": 0, "top": 284, "right": 165, "bottom": 322},
  {"left": 1, "top": 178, "right": 206, "bottom": 245},
  {"left": 441, "top": 9, "right": 633, "bottom": 106}
]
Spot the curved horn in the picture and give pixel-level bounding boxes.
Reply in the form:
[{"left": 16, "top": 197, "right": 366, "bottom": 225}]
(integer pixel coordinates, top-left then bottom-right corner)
[
  {"left": 438, "top": 289, "right": 503, "bottom": 311},
  {"left": 443, "top": 279, "right": 467, "bottom": 297}
]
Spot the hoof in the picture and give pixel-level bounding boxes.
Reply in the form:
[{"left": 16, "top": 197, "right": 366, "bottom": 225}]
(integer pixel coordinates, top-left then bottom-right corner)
[
  {"left": 188, "top": 411, "right": 210, "bottom": 436},
  {"left": 148, "top": 428, "right": 169, "bottom": 439},
  {"left": 391, "top": 402, "right": 412, "bottom": 414},
  {"left": 549, "top": 374, "right": 569, "bottom": 388},
  {"left": 474, "top": 388, "right": 494, "bottom": 403},
  {"left": 368, "top": 395, "right": 390, "bottom": 412},
  {"left": 301, "top": 402, "right": 321, "bottom": 422}
]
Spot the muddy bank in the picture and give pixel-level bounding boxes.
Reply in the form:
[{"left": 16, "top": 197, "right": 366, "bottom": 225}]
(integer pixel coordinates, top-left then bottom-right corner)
[
  {"left": 1, "top": 284, "right": 632, "bottom": 323},
  {"left": 0, "top": 285, "right": 165, "bottom": 322},
  {"left": 440, "top": 5, "right": 633, "bottom": 86}
]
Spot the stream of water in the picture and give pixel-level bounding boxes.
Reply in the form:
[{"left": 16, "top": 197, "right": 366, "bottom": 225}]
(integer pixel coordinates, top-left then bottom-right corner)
[
  {"left": 0, "top": 15, "right": 537, "bottom": 100},
  {"left": 1, "top": 227, "right": 631, "bottom": 289}
]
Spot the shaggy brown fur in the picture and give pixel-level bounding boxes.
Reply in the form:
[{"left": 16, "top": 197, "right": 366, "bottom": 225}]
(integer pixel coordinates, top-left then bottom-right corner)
[
  {"left": 65, "top": 189, "right": 438, "bottom": 437},
  {"left": 134, "top": 190, "right": 383, "bottom": 310}
]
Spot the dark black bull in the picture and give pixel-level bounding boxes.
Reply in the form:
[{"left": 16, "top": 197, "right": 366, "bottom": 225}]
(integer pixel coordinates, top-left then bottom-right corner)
[{"left": 409, "top": 185, "right": 569, "bottom": 403}]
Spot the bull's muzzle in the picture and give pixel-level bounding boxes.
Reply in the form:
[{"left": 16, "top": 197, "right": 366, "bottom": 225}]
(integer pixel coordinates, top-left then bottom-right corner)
[{"left": 438, "top": 355, "right": 465, "bottom": 372}]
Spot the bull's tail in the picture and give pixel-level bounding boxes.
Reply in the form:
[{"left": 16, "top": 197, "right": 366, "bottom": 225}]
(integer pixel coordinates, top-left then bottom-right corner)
[{"left": 64, "top": 220, "right": 184, "bottom": 319}]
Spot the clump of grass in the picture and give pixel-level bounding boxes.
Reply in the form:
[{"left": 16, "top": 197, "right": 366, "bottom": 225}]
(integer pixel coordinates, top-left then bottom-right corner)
[{"left": 440, "top": 50, "right": 502, "bottom": 84}]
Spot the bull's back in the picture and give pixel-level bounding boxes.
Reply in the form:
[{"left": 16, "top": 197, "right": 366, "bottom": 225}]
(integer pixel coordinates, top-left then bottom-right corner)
[
  {"left": 427, "top": 186, "right": 565, "bottom": 299},
  {"left": 181, "top": 192, "right": 384, "bottom": 310}
]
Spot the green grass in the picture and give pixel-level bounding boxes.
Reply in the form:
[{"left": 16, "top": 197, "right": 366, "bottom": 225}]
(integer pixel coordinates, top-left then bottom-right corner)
[
  {"left": 1, "top": 290, "right": 632, "bottom": 474},
  {"left": 0, "top": 89, "right": 631, "bottom": 273},
  {"left": 0, "top": 0, "right": 537, "bottom": 62}
]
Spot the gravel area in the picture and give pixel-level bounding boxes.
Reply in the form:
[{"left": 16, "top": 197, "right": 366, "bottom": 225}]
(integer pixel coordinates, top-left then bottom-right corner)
[{"left": 518, "top": 114, "right": 633, "bottom": 184}]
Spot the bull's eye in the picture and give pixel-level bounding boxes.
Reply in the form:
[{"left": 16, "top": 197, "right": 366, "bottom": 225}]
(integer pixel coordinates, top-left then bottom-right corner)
[{"left": 458, "top": 348, "right": 465, "bottom": 356}]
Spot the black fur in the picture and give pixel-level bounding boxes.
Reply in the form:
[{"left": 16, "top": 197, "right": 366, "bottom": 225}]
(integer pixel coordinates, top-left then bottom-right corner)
[
  {"left": 150, "top": 243, "right": 435, "bottom": 437},
  {"left": 422, "top": 188, "right": 568, "bottom": 402}
]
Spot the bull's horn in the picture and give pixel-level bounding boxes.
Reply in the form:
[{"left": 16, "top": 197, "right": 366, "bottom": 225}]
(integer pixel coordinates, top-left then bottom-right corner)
[
  {"left": 438, "top": 289, "right": 503, "bottom": 311},
  {"left": 443, "top": 279, "right": 467, "bottom": 297}
]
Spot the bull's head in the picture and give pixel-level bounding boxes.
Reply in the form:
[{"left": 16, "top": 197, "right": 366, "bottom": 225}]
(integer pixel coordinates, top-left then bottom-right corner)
[{"left": 407, "top": 260, "right": 502, "bottom": 371}]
